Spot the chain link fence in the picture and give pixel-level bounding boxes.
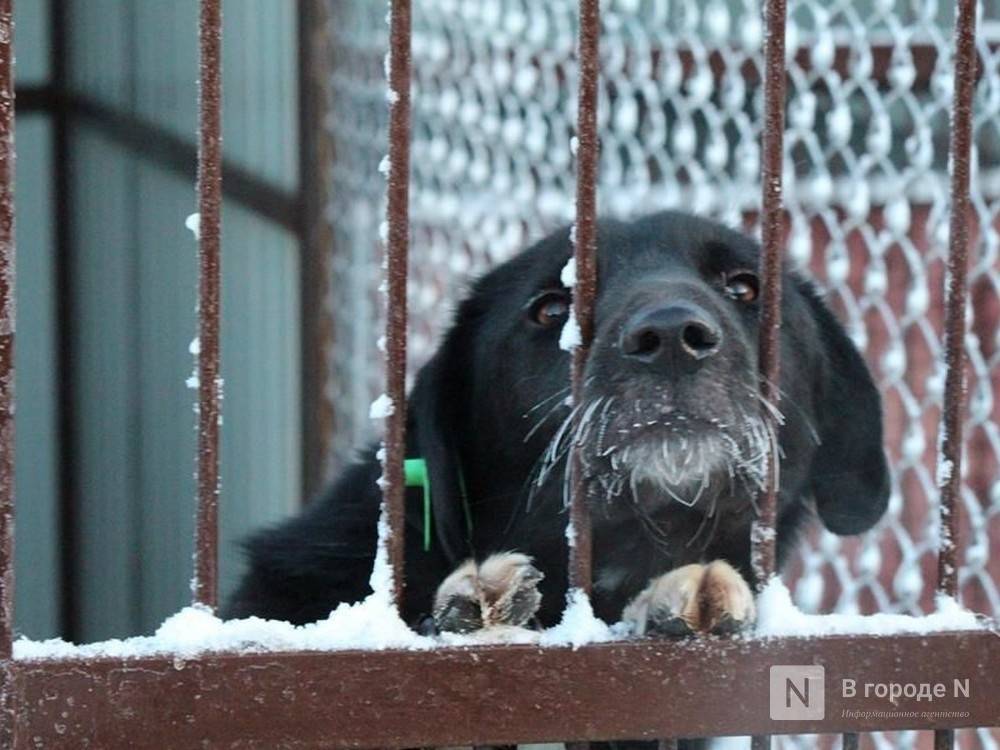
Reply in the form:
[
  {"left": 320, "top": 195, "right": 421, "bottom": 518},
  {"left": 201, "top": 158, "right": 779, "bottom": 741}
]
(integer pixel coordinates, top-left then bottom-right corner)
[{"left": 323, "top": 3, "right": 1000, "bottom": 744}]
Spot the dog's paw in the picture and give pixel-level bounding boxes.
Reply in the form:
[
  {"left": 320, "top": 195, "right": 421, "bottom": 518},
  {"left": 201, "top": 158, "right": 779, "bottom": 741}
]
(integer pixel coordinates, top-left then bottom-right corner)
[
  {"left": 433, "top": 552, "right": 544, "bottom": 633},
  {"left": 622, "top": 560, "right": 755, "bottom": 637}
]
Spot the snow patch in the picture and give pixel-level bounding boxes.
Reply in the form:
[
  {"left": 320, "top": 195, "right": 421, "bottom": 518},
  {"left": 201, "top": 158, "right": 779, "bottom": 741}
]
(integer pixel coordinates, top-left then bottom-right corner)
[
  {"left": 369, "top": 393, "right": 395, "bottom": 419},
  {"left": 185, "top": 212, "right": 201, "bottom": 241},
  {"left": 756, "top": 579, "right": 983, "bottom": 637},
  {"left": 936, "top": 457, "right": 953, "bottom": 488},
  {"left": 560, "top": 257, "right": 577, "bottom": 288},
  {"left": 15, "top": 597, "right": 424, "bottom": 661},
  {"left": 539, "top": 589, "right": 613, "bottom": 648},
  {"left": 559, "top": 307, "right": 582, "bottom": 351},
  {"left": 15, "top": 579, "right": 988, "bottom": 662}
]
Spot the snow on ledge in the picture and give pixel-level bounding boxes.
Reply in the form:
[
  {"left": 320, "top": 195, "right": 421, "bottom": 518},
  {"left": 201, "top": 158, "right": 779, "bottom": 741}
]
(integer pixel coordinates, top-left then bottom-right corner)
[
  {"left": 755, "top": 579, "right": 985, "bottom": 638},
  {"left": 539, "top": 588, "right": 616, "bottom": 648},
  {"left": 14, "top": 579, "right": 989, "bottom": 662},
  {"left": 14, "top": 596, "right": 426, "bottom": 662},
  {"left": 13, "top": 590, "right": 620, "bottom": 661}
]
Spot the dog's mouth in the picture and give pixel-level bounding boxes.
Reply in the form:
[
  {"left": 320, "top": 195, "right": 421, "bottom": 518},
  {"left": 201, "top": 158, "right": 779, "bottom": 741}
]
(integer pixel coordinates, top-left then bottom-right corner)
[{"left": 532, "top": 388, "right": 778, "bottom": 516}]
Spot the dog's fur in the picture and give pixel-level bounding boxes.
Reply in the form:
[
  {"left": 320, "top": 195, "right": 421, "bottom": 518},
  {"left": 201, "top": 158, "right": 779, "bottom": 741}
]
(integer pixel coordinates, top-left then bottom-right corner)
[{"left": 225, "top": 211, "right": 889, "bottom": 637}]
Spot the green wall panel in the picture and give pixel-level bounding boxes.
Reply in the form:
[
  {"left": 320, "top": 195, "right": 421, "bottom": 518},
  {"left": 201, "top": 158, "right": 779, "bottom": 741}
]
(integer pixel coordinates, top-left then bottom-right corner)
[
  {"left": 70, "top": 135, "right": 300, "bottom": 639},
  {"left": 14, "top": 117, "right": 60, "bottom": 639}
]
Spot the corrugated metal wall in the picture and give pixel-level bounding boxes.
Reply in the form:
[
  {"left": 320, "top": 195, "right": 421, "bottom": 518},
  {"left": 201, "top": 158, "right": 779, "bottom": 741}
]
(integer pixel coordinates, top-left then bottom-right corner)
[{"left": 14, "top": 1, "right": 303, "bottom": 641}]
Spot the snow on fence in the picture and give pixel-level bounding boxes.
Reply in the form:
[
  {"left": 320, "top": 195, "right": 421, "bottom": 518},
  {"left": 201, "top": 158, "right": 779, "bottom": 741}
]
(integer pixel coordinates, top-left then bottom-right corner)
[{"left": 0, "top": 0, "right": 998, "bottom": 748}]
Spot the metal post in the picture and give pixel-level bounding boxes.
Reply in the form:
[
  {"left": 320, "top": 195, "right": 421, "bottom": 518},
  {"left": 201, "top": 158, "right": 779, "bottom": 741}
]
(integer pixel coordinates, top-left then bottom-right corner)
[
  {"left": 568, "top": 0, "right": 600, "bottom": 596},
  {"left": 382, "top": 0, "right": 413, "bottom": 610},
  {"left": 193, "top": 0, "right": 223, "bottom": 609},
  {"left": 0, "top": 3, "right": 15, "bottom": 747},
  {"left": 934, "top": 1, "right": 977, "bottom": 747}
]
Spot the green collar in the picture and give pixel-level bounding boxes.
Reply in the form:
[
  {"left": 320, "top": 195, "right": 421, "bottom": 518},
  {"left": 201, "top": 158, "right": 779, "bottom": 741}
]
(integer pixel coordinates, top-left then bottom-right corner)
[{"left": 404, "top": 458, "right": 473, "bottom": 552}]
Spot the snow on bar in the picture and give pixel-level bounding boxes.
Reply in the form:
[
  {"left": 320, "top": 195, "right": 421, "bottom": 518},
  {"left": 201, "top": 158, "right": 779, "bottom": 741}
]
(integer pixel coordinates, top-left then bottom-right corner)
[
  {"left": 13, "top": 579, "right": 986, "bottom": 661},
  {"left": 755, "top": 579, "right": 984, "bottom": 638}
]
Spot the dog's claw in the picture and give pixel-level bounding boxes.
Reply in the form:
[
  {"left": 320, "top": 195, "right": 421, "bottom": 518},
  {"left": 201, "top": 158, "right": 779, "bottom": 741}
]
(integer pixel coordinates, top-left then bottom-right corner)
[
  {"left": 434, "top": 595, "right": 484, "bottom": 633},
  {"left": 623, "top": 560, "right": 755, "bottom": 637},
  {"left": 433, "top": 553, "right": 544, "bottom": 633},
  {"left": 646, "top": 611, "right": 696, "bottom": 638}
]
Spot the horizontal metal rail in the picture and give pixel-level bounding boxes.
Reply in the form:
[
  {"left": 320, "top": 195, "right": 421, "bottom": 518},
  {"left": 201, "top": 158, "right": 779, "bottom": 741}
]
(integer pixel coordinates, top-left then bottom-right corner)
[{"left": 9, "top": 631, "right": 998, "bottom": 748}]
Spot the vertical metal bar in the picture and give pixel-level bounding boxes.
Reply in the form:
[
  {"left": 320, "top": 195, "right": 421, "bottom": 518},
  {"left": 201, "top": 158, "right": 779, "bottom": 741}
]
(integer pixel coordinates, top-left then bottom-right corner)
[
  {"left": 842, "top": 732, "right": 860, "bottom": 750},
  {"left": 751, "top": 0, "right": 787, "bottom": 744},
  {"left": 382, "top": 0, "right": 412, "bottom": 611},
  {"left": 0, "top": 2, "right": 15, "bottom": 747},
  {"left": 568, "top": 0, "right": 599, "bottom": 596},
  {"left": 934, "top": 729, "right": 955, "bottom": 750},
  {"left": 936, "top": 0, "right": 976, "bottom": 601},
  {"left": 935, "top": 7, "right": 976, "bottom": 750},
  {"left": 0, "top": 0, "right": 14, "bottom": 659},
  {"left": 750, "top": 0, "right": 787, "bottom": 590},
  {"left": 193, "top": 0, "right": 223, "bottom": 610}
]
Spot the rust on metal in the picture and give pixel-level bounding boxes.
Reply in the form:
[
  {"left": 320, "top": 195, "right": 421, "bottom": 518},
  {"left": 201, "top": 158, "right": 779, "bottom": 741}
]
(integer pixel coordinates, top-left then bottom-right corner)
[
  {"left": 750, "top": 3, "right": 789, "bottom": 743},
  {"left": 11, "top": 631, "right": 999, "bottom": 748},
  {"left": 0, "top": 0, "right": 12, "bottom": 656},
  {"left": 194, "top": 0, "right": 223, "bottom": 610},
  {"left": 568, "top": 0, "right": 600, "bottom": 595},
  {"left": 382, "top": 0, "right": 413, "bottom": 610},
  {"left": 751, "top": 0, "right": 787, "bottom": 590},
  {"left": 0, "top": 1, "right": 14, "bottom": 746},
  {"left": 936, "top": 0, "right": 977, "bottom": 601}
]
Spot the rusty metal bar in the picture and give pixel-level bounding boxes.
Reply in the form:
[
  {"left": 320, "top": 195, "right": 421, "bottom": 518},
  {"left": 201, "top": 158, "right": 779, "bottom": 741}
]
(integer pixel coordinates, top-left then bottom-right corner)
[
  {"left": 11, "top": 631, "right": 998, "bottom": 748},
  {"left": 193, "top": 0, "right": 223, "bottom": 610},
  {"left": 381, "top": 0, "right": 412, "bottom": 609},
  {"left": 751, "top": 2, "right": 787, "bottom": 745},
  {"left": 0, "top": 3, "right": 14, "bottom": 746},
  {"left": 568, "top": 0, "right": 599, "bottom": 595},
  {"left": 933, "top": 6, "right": 977, "bottom": 743},
  {"left": 936, "top": 0, "right": 977, "bottom": 601},
  {"left": 934, "top": 729, "right": 955, "bottom": 750},
  {"left": 751, "top": 0, "right": 787, "bottom": 589},
  {"left": 0, "top": 0, "right": 12, "bottom": 658}
]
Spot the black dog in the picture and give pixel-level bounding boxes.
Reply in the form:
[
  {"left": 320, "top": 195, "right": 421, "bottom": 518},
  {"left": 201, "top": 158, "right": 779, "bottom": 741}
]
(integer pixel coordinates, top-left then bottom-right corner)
[{"left": 225, "top": 211, "right": 888, "bottom": 640}]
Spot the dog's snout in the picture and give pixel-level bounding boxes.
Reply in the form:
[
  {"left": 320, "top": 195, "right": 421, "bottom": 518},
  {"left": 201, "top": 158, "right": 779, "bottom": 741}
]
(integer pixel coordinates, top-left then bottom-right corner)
[{"left": 620, "top": 304, "right": 722, "bottom": 364}]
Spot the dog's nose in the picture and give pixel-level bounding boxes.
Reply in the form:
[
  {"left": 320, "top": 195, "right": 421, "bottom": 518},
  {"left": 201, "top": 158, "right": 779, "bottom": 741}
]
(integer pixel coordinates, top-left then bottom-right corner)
[{"left": 620, "top": 304, "right": 722, "bottom": 364}]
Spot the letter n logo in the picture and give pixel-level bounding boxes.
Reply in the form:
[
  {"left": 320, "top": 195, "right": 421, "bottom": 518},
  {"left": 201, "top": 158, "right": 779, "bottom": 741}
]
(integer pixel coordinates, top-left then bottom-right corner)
[{"left": 769, "top": 665, "right": 825, "bottom": 720}]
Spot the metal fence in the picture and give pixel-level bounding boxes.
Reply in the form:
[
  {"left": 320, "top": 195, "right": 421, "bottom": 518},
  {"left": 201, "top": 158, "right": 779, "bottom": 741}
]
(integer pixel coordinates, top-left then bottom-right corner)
[{"left": 0, "top": 0, "right": 997, "bottom": 748}]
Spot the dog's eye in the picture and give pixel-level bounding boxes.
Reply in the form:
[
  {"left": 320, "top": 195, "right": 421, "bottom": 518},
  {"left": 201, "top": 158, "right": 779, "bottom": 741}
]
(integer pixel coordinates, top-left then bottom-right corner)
[
  {"left": 724, "top": 271, "right": 760, "bottom": 303},
  {"left": 527, "top": 290, "right": 571, "bottom": 327}
]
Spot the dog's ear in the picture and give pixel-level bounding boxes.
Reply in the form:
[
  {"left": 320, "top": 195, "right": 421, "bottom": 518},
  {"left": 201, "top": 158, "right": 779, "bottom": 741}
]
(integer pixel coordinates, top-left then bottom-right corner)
[
  {"left": 801, "top": 284, "right": 891, "bottom": 535},
  {"left": 407, "top": 329, "right": 474, "bottom": 566}
]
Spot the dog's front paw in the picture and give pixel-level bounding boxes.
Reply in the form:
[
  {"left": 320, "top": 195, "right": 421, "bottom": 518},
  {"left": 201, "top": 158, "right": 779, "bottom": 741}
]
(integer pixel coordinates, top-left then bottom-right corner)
[
  {"left": 433, "top": 552, "right": 544, "bottom": 633},
  {"left": 622, "top": 560, "right": 755, "bottom": 637}
]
